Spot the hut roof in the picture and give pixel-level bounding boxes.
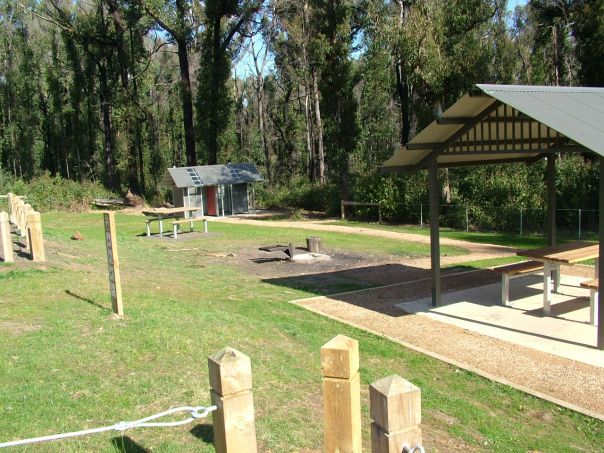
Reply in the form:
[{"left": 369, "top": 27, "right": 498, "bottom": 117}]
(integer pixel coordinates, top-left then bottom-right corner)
[{"left": 165, "top": 163, "right": 263, "bottom": 188}]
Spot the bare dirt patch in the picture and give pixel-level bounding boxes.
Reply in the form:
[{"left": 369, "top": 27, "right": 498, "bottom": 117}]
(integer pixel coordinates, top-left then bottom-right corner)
[{"left": 0, "top": 321, "right": 42, "bottom": 336}]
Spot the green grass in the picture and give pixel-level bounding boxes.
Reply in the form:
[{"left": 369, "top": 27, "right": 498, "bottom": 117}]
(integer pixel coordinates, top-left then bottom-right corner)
[
  {"left": 332, "top": 219, "right": 592, "bottom": 250},
  {"left": 0, "top": 212, "right": 602, "bottom": 452}
]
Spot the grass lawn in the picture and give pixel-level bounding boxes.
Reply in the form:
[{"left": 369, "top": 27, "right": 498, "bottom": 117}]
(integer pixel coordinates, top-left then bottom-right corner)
[
  {"left": 331, "top": 219, "right": 596, "bottom": 250},
  {"left": 0, "top": 212, "right": 602, "bottom": 452}
]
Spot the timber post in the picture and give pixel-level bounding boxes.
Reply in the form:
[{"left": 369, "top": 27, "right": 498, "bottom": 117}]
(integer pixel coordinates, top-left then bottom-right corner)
[
  {"left": 103, "top": 212, "right": 124, "bottom": 317},
  {"left": 26, "top": 211, "right": 45, "bottom": 262},
  {"left": 321, "top": 334, "right": 362, "bottom": 453},
  {"left": 208, "top": 347, "right": 257, "bottom": 453},
  {"left": 370, "top": 375, "right": 422, "bottom": 453},
  {"left": 7, "top": 193, "right": 14, "bottom": 223},
  {"left": 0, "top": 211, "right": 13, "bottom": 263}
]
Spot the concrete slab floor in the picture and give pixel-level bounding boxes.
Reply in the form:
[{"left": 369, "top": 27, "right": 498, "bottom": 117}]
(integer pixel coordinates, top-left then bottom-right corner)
[{"left": 397, "top": 275, "right": 604, "bottom": 367}]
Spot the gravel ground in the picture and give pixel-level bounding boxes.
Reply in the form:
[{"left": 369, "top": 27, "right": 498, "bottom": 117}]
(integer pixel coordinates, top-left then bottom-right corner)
[
  {"left": 292, "top": 269, "right": 604, "bottom": 420},
  {"left": 215, "top": 216, "right": 604, "bottom": 419}
]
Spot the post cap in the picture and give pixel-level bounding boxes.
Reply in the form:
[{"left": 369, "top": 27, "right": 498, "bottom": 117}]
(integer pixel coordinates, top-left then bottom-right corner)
[
  {"left": 321, "top": 334, "right": 359, "bottom": 379},
  {"left": 208, "top": 347, "right": 253, "bottom": 395}
]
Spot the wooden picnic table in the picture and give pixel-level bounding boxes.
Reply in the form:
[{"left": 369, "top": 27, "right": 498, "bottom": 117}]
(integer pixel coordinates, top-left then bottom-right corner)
[
  {"left": 142, "top": 206, "right": 202, "bottom": 237},
  {"left": 516, "top": 241, "right": 598, "bottom": 315}
]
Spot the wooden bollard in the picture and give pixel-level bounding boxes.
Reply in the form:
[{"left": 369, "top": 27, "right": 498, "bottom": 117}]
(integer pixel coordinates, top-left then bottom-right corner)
[
  {"left": 321, "top": 334, "right": 362, "bottom": 453},
  {"left": 20, "top": 203, "right": 32, "bottom": 238},
  {"left": 370, "top": 375, "right": 422, "bottom": 453},
  {"left": 7, "top": 193, "right": 14, "bottom": 223},
  {"left": 26, "top": 211, "right": 45, "bottom": 262},
  {"left": 208, "top": 347, "right": 257, "bottom": 453},
  {"left": 0, "top": 212, "right": 13, "bottom": 262}
]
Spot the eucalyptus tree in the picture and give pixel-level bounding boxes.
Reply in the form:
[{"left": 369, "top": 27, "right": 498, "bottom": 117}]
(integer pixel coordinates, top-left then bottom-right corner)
[
  {"left": 572, "top": 0, "right": 604, "bottom": 86},
  {"left": 0, "top": 0, "right": 41, "bottom": 178},
  {"left": 526, "top": 0, "right": 576, "bottom": 85},
  {"left": 272, "top": 0, "right": 325, "bottom": 183},
  {"left": 310, "top": 0, "right": 360, "bottom": 196},
  {"left": 195, "top": 0, "right": 261, "bottom": 165},
  {"left": 139, "top": 0, "right": 200, "bottom": 166}
]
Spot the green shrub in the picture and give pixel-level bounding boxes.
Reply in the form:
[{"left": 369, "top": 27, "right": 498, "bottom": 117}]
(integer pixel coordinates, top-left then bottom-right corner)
[
  {"left": 256, "top": 178, "right": 340, "bottom": 213},
  {"left": 0, "top": 171, "right": 115, "bottom": 212}
]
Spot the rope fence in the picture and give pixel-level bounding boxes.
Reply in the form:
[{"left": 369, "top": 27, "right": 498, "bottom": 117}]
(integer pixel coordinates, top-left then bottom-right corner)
[
  {"left": 0, "top": 405, "right": 217, "bottom": 449},
  {"left": 1, "top": 335, "right": 425, "bottom": 452}
]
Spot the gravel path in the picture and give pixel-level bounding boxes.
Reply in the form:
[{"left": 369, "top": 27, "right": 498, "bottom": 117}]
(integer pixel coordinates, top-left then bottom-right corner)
[{"left": 216, "top": 216, "right": 604, "bottom": 419}]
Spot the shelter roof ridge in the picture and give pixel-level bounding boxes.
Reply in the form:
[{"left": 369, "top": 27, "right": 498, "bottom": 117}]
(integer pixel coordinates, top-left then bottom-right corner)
[{"left": 478, "top": 84, "right": 604, "bottom": 94}]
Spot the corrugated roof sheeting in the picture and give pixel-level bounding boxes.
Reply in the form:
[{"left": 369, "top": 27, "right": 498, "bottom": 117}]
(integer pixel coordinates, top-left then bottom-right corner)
[
  {"left": 165, "top": 163, "right": 264, "bottom": 188},
  {"left": 478, "top": 84, "right": 604, "bottom": 156},
  {"left": 443, "top": 93, "right": 494, "bottom": 117},
  {"left": 382, "top": 85, "right": 603, "bottom": 170}
]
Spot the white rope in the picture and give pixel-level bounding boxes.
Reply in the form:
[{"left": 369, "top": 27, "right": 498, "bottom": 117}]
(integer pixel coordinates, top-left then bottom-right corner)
[{"left": 0, "top": 405, "right": 217, "bottom": 449}]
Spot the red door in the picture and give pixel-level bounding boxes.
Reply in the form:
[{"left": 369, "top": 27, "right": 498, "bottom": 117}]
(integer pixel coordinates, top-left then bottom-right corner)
[{"left": 206, "top": 186, "right": 217, "bottom": 216}]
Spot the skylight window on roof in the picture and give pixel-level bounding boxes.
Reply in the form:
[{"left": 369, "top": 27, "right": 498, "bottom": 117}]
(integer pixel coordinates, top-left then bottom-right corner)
[
  {"left": 227, "top": 165, "right": 244, "bottom": 182},
  {"left": 186, "top": 168, "right": 204, "bottom": 187}
]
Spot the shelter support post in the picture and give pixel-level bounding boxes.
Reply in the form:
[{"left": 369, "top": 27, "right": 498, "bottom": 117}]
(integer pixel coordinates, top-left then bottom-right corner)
[
  {"left": 429, "top": 160, "right": 441, "bottom": 307},
  {"left": 547, "top": 155, "right": 557, "bottom": 246},
  {"left": 598, "top": 158, "right": 604, "bottom": 349}
]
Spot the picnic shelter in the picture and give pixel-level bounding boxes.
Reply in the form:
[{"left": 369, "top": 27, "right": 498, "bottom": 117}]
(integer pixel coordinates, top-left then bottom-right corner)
[{"left": 381, "top": 84, "right": 604, "bottom": 349}]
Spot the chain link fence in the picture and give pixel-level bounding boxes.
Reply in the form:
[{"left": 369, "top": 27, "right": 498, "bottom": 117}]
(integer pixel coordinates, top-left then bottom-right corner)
[{"left": 341, "top": 201, "right": 599, "bottom": 239}]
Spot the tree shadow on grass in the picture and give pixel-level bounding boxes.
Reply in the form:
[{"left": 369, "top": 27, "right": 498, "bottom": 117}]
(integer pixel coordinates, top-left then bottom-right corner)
[
  {"left": 65, "top": 289, "right": 109, "bottom": 311},
  {"left": 111, "top": 436, "right": 150, "bottom": 452},
  {"left": 190, "top": 423, "right": 214, "bottom": 444}
]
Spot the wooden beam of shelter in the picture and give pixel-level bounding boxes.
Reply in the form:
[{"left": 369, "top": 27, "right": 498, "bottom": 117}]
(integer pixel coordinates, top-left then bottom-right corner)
[{"left": 414, "top": 100, "right": 502, "bottom": 169}]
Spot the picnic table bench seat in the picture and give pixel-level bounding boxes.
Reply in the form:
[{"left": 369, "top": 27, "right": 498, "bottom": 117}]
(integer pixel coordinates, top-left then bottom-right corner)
[
  {"left": 171, "top": 217, "right": 208, "bottom": 239},
  {"left": 493, "top": 261, "right": 544, "bottom": 306},
  {"left": 580, "top": 279, "right": 599, "bottom": 326}
]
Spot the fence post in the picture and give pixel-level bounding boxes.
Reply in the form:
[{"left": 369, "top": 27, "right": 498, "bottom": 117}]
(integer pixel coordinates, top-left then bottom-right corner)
[
  {"left": 26, "top": 211, "right": 45, "bottom": 262},
  {"left": 0, "top": 212, "right": 13, "bottom": 263},
  {"left": 370, "top": 375, "right": 422, "bottom": 453},
  {"left": 519, "top": 207, "right": 523, "bottom": 236},
  {"left": 578, "top": 208, "right": 582, "bottom": 239},
  {"left": 7, "top": 193, "right": 14, "bottom": 223},
  {"left": 20, "top": 203, "right": 32, "bottom": 239},
  {"left": 208, "top": 347, "right": 257, "bottom": 453},
  {"left": 465, "top": 205, "right": 469, "bottom": 232},
  {"left": 420, "top": 204, "right": 423, "bottom": 227},
  {"left": 321, "top": 334, "right": 362, "bottom": 453},
  {"left": 341, "top": 200, "right": 345, "bottom": 220}
]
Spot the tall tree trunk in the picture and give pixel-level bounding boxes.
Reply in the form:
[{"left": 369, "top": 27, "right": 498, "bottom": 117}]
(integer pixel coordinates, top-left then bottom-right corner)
[
  {"left": 257, "top": 88, "right": 271, "bottom": 184},
  {"left": 99, "top": 61, "right": 116, "bottom": 190},
  {"left": 433, "top": 99, "right": 451, "bottom": 203},
  {"left": 176, "top": 37, "right": 196, "bottom": 166},
  {"left": 396, "top": 61, "right": 411, "bottom": 145},
  {"left": 206, "top": 14, "right": 222, "bottom": 165},
  {"left": 304, "top": 88, "right": 314, "bottom": 181},
  {"left": 312, "top": 68, "right": 325, "bottom": 184}
]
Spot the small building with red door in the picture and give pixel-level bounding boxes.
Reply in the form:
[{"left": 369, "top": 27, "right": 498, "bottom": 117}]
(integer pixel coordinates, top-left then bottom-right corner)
[{"left": 163, "top": 163, "right": 263, "bottom": 216}]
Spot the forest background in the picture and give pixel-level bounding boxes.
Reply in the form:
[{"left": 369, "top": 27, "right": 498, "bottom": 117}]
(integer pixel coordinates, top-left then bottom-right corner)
[{"left": 1, "top": 0, "right": 603, "bottom": 232}]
